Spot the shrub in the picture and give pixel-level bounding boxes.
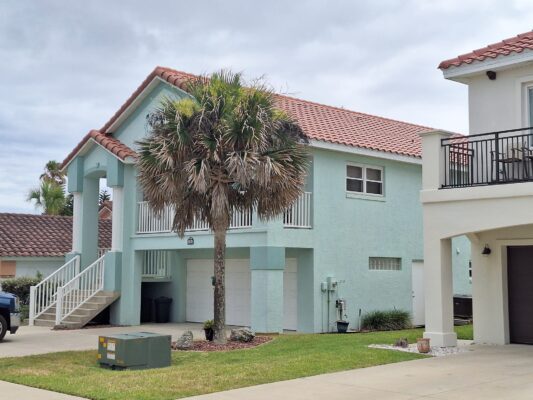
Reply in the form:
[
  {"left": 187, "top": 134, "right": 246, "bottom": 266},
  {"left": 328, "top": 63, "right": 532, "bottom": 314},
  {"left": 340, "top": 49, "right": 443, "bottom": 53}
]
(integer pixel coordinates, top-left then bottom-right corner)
[
  {"left": 1, "top": 276, "right": 41, "bottom": 305},
  {"left": 361, "top": 309, "right": 412, "bottom": 331}
]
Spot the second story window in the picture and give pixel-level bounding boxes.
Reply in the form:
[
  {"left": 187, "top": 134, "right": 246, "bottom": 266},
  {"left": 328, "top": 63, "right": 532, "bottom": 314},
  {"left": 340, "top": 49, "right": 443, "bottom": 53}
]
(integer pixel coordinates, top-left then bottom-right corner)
[{"left": 346, "top": 164, "right": 383, "bottom": 195}]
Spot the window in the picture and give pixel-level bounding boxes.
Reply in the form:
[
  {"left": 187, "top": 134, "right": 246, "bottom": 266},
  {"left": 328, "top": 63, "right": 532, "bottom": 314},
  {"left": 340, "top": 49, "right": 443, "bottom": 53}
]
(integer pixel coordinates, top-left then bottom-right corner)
[
  {"left": 346, "top": 164, "right": 383, "bottom": 195},
  {"left": 369, "top": 257, "right": 401, "bottom": 271}
]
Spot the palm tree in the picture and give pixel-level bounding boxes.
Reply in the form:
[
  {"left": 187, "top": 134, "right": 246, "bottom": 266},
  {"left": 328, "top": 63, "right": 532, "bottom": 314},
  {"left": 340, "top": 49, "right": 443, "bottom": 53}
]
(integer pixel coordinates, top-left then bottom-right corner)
[
  {"left": 137, "top": 71, "right": 309, "bottom": 343},
  {"left": 27, "top": 180, "right": 66, "bottom": 215},
  {"left": 99, "top": 189, "right": 111, "bottom": 207},
  {"left": 40, "top": 160, "right": 65, "bottom": 185}
]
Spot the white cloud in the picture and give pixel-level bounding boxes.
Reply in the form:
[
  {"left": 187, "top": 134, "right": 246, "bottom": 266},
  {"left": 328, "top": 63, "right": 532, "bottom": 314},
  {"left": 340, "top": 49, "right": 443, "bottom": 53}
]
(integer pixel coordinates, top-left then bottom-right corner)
[{"left": 0, "top": 0, "right": 532, "bottom": 212}]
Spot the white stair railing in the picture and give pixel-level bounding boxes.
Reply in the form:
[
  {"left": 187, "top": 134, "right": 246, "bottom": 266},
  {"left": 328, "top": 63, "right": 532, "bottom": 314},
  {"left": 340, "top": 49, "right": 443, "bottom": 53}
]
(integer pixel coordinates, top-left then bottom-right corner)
[
  {"left": 29, "top": 255, "right": 80, "bottom": 326},
  {"left": 55, "top": 254, "right": 105, "bottom": 325}
]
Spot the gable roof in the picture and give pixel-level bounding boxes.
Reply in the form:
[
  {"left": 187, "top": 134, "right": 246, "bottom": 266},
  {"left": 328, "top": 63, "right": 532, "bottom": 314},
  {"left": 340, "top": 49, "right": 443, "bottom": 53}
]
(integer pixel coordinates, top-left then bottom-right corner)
[
  {"left": 0, "top": 213, "right": 112, "bottom": 258},
  {"left": 63, "top": 66, "right": 436, "bottom": 168},
  {"left": 439, "top": 31, "right": 533, "bottom": 70}
]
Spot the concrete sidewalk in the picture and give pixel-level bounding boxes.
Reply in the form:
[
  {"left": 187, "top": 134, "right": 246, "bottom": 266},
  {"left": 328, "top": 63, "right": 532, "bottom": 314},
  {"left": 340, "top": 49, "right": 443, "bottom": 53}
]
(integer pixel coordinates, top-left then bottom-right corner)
[
  {"left": 0, "top": 323, "right": 205, "bottom": 358},
  {"left": 0, "top": 380, "right": 85, "bottom": 399},
  {"left": 185, "top": 344, "right": 533, "bottom": 400}
]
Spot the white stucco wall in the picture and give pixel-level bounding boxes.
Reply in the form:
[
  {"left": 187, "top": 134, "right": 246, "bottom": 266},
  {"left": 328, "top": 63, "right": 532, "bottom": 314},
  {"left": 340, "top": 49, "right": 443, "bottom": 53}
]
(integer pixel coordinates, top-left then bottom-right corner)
[
  {"left": 467, "top": 63, "right": 533, "bottom": 134},
  {"left": 9, "top": 257, "right": 65, "bottom": 278}
]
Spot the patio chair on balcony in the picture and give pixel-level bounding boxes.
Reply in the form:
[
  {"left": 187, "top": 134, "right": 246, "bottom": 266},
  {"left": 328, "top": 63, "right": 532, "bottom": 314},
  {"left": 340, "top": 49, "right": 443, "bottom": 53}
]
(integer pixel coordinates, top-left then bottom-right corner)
[
  {"left": 520, "top": 146, "right": 533, "bottom": 179},
  {"left": 491, "top": 147, "right": 523, "bottom": 182}
]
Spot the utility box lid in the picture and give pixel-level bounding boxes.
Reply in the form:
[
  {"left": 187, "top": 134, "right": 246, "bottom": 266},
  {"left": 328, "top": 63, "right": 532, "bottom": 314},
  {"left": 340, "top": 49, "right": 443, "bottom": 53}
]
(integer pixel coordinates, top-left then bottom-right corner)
[{"left": 98, "top": 331, "right": 171, "bottom": 370}]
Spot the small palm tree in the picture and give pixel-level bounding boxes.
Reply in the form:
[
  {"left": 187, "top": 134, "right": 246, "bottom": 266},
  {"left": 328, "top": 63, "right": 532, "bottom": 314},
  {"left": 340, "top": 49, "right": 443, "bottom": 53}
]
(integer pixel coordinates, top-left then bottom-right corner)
[
  {"left": 99, "top": 189, "right": 111, "bottom": 207},
  {"left": 40, "top": 160, "right": 65, "bottom": 185},
  {"left": 137, "top": 71, "right": 309, "bottom": 343},
  {"left": 27, "top": 180, "right": 66, "bottom": 215}
]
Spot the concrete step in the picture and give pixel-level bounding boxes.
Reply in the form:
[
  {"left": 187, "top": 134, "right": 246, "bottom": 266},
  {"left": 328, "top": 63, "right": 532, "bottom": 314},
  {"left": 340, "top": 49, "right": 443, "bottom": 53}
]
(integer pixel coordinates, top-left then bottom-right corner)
[
  {"left": 55, "top": 291, "right": 120, "bottom": 330},
  {"left": 34, "top": 319, "right": 55, "bottom": 327},
  {"left": 37, "top": 312, "right": 56, "bottom": 321}
]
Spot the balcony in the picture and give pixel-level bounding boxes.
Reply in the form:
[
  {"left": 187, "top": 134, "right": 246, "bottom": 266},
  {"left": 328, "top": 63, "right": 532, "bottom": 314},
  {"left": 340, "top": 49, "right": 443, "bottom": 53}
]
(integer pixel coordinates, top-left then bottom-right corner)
[
  {"left": 441, "top": 127, "right": 533, "bottom": 188},
  {"left": 136, "top": 192, "right": 312, "bottom": 234}
]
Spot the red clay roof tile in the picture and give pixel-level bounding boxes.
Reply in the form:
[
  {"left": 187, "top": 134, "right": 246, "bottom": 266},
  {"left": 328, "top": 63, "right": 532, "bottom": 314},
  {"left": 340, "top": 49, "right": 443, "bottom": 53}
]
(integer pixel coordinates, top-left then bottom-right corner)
[
  {"left": 439, "top": 31, "right": 533, "bottom": 70},
  {"left": 0, "top": 213, "right": 111, "bottom": 257},
  {"left": 64, "top": 66, "right": 435, "bottom": 166}
]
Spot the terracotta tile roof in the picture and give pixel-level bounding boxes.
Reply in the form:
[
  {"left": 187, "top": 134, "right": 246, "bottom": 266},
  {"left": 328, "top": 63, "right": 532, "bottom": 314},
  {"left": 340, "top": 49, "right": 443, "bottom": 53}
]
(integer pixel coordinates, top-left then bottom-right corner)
[
  {"left": 62, "top": 130, "right": 136, "bottom": 169},
  {"left": 274, "top": 94, "right": 429, "bottom": 157},
  {"left": 439, "top": 31, "right": 533, "bottom": 70},
  {"left": 0, "top": 213, "right": 112, "bottom": 258},
  {"left": 64, "top": 66, "right": 435, "bottom": 165}
]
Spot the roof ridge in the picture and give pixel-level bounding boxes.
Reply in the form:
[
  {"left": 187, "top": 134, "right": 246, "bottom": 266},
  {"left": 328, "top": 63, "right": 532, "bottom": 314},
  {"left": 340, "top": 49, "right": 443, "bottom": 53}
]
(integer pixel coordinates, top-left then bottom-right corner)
[
  {"left": 274, "top": 92, "right": 435, "bottom": 132},
  {"left": 0, "top": 212, "right": 73, "bottom": 219},
  {"left": 156, "top": 66, "right": 436, "bottom": 132}
]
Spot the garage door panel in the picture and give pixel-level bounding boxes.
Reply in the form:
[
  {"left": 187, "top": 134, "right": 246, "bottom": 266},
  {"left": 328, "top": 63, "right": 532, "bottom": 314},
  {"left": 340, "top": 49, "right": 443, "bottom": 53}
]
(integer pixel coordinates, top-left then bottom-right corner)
[
  {"left": 508, "top": 246, "right": 533, "bottom": 344},
  {"left": 187, "top": 259, "right": 251, "bottom": 326},
  {"left": 187, "top": 258, "right": 298, "bottom": 330}
]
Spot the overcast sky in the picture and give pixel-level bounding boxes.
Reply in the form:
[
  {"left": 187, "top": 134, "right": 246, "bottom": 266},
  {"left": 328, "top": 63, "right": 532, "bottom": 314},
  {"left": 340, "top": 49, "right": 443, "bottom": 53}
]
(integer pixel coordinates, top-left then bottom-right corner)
[{"left": 1, "top": 0, "right": 533, "bottom": 213}]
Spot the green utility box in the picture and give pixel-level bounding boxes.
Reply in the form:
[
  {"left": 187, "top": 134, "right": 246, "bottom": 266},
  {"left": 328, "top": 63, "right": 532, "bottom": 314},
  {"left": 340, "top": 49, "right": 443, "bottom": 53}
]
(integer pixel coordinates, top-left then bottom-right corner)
[{"left": 98, "top": 332, "right": 171, "bottom": 370}]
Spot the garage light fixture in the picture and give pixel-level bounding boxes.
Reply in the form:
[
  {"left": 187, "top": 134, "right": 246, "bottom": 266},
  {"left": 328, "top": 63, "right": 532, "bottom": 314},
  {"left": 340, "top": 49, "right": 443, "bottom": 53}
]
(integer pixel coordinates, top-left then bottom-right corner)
[
  {"left": 187, "top": 237, "right": 194, "bottom": 245},
  {"left": 482, "top": 244, "right": 491, "bottom": 255}
]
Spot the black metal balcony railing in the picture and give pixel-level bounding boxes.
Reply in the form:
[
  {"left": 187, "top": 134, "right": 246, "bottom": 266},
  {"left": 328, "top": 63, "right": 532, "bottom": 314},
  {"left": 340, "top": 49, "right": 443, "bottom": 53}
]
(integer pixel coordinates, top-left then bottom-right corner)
[{"left": 441, "top": 127, "right": 533, "bottom": 188}]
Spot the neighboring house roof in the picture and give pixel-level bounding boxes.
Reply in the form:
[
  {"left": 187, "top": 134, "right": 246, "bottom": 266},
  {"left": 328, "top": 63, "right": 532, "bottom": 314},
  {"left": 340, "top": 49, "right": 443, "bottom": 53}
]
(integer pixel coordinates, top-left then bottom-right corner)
[
  {"left": 0, "top": 213, "right": 112, "bottom": 257},
  {"left": 99, "top": 201, "right": 113, "bottom": 220},
  {"left": 63, "top": 66, "right": 436, "bottom": 168},
  {"left": 439, "top": 31, "right": 533, "bottom": 70}
]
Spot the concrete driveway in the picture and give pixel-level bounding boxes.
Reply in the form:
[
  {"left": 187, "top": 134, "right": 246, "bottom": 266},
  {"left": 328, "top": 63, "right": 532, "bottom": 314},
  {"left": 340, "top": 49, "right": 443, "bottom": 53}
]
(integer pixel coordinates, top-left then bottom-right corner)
[
  {"left": 3, "top": 328, "right": 533, "bottom": 399},
  {"left": 187, "top": 344, "right": 533, "bottom": 400},
  {"left": 0, "top": 323, "right": 205, "bottom": 358}
]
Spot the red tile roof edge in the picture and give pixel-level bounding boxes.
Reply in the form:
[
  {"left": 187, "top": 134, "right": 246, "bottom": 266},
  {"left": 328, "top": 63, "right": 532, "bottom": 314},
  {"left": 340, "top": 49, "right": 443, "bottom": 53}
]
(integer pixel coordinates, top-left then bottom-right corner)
[
  {"left": 61, "top": 130, "right": 137, "bottom": 170},
  {"left": 439, "top": 30, "right": 533, "bottom": 70}
]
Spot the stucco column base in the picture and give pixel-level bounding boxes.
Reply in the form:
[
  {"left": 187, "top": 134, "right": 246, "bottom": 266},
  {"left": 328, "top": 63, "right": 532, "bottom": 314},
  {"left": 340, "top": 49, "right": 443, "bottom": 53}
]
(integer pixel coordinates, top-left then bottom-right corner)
[{"left": 424, "top": 331, "right": 457, "bottom": 347}]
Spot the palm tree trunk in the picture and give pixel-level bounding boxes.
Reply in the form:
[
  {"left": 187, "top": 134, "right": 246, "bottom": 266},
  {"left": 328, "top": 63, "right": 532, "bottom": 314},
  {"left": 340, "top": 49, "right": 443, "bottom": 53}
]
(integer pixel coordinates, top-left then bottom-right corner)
[{"left": 213, "top": 228, "right": 227, "bottom": 344}]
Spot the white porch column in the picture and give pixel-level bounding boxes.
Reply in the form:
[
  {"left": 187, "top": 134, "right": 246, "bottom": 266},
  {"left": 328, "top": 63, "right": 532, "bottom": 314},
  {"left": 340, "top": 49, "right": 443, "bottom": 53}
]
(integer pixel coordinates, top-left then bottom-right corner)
[
  {"left": 111, "top": 186, "right": 124, "bottom": 251},
  {"left": 423, "top": 237, "right": 457, "bottom": 347},
  {"left": 72, "top": 192, "right": 83, "bottom": 253}
]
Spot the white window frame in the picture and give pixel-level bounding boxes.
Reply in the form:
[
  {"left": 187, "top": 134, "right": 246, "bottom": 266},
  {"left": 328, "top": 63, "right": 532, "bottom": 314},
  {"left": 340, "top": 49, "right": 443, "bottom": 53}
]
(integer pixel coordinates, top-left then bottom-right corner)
[
  {"left": 346, "top": 163, "right": 384, "bottom": 197},
  {"left": 369, "top": 257, "right": 402, "bottom": 271}
]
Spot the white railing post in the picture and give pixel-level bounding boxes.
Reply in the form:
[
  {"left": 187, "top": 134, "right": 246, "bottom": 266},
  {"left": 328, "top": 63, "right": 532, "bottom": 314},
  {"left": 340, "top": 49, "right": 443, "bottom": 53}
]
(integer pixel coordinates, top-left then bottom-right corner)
[
  {"left": 55, "top": 286, "right": 63, "bottom": 326},
  {"left": 29, "top": 286, "right": 36, "bottom": 326}
]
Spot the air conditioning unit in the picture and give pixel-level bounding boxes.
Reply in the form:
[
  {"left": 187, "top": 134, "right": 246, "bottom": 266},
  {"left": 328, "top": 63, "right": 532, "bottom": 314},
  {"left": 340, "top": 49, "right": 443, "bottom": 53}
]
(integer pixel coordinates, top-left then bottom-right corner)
[{"left": 98, "top": 332, "right": 171, "bottom": 370}]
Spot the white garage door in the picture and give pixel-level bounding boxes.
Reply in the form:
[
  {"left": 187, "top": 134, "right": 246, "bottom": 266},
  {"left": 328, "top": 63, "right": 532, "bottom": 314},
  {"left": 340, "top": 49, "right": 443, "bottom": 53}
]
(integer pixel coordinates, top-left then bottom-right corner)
[{"left": 186, "top": 258, "right": 298, "bottom": 330}]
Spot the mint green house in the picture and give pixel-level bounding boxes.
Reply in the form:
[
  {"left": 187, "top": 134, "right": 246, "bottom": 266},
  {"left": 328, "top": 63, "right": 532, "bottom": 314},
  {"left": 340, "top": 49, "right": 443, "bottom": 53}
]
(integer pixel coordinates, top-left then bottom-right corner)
[{"left": 28, "top": 67, "right": 471, "bottom": 332}]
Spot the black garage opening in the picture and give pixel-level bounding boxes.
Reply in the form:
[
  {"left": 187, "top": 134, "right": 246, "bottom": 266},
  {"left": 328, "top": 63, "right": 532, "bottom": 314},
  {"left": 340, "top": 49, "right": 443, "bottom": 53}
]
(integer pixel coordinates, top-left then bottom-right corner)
[{"left": 507, "top": 246, "right": 533, "bottom": 344}]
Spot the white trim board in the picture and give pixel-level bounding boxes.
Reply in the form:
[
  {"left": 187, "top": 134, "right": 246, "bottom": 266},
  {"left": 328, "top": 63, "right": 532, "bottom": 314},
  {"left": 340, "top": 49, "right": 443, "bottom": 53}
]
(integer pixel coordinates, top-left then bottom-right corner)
[{"left": 443, "top": 49, "right": 533, "bottom": 82}]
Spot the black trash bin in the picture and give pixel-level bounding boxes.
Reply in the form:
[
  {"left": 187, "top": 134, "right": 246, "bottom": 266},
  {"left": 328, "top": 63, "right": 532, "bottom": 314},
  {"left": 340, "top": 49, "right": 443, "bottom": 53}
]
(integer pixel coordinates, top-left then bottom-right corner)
[
  {"left": 154, "top": 296, "right": 172, "bottom": 323},
  {"left": 141, "top": 297, "right": 153, "bottom": 323}
]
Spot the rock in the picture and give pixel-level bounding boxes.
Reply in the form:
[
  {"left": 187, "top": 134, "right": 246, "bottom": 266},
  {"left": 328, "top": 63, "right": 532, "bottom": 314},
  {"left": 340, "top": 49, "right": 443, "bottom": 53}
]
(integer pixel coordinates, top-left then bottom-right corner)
[
  {"left": 230, "top": 327, "right": 255, "bottom": 342},
  {"left": 173, "top": 330, "right": 193, "bottom": 350},
  {"left": 394, "top": 338, "right": 409, "bottom": 348}
]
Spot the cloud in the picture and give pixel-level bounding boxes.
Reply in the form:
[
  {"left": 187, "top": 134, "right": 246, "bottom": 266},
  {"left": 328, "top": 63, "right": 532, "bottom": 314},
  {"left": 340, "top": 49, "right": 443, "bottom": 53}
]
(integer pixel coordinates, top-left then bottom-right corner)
[{"left": 1, "top": 0, "right": 533, "bottom": 212}]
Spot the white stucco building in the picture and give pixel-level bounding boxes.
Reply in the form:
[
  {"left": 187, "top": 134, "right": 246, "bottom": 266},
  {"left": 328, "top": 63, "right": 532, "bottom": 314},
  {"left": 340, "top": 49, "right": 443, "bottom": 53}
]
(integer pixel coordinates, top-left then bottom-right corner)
[{"left": 422, "top": 31, "right": 533, "bottom": 347}]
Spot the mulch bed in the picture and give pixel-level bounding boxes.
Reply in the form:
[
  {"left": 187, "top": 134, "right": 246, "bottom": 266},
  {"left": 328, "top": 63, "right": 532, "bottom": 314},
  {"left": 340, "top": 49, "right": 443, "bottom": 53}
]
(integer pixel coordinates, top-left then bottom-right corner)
[{"left": 174, "top": 336, "right": 273, "bottom": 352}]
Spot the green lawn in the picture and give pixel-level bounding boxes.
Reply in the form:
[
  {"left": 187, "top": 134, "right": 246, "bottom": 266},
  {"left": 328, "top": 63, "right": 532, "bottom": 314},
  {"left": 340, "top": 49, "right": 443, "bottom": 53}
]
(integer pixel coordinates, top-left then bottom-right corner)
[{"left": 0, "top": 326, "right": 472, "bottom": 400}]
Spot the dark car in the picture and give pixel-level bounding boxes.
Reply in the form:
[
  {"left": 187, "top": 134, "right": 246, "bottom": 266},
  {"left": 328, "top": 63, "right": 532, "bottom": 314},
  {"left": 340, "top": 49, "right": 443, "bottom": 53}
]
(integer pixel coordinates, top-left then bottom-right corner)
[{"left": 0, "top": 291, "right": 20, "bottom": 341}]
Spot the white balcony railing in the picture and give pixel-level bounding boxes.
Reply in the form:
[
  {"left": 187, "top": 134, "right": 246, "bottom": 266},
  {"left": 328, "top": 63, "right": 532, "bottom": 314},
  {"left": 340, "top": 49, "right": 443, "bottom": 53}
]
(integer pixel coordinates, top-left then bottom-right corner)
[
  {"left": 137, "top": 192, "right": 312, "bottom": 234},
  {"left": 283, "top": 192, "right": 312, "bottom": 228},
  {"left": 142, "top": 250, "right": 171, "bottom": 279},
  {"left": 137, "top": 202, "right": 253, "bottom": 234}
]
